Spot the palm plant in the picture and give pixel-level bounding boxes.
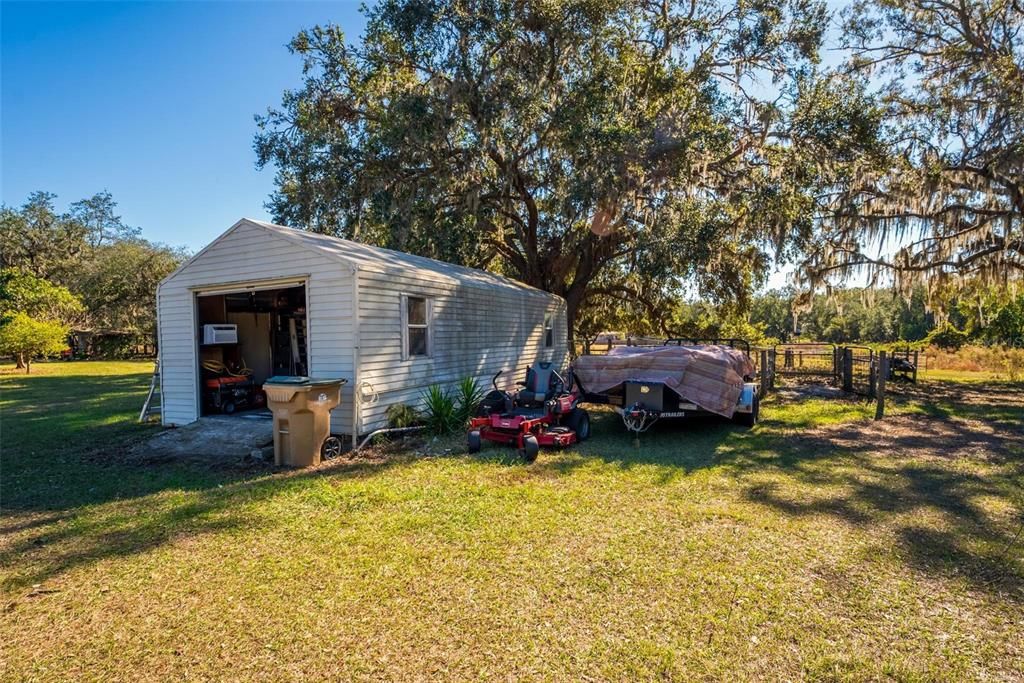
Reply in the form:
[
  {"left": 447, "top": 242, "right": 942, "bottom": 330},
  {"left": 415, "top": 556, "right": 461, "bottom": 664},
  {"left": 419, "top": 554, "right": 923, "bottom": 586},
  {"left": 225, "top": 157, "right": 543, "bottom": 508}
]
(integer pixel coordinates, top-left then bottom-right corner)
[
  {"left": 453, "top": 376, "right": 486, "bottom": 428},
  {"left": 420, "top": 383, "right": 457, "bottom": 435}
]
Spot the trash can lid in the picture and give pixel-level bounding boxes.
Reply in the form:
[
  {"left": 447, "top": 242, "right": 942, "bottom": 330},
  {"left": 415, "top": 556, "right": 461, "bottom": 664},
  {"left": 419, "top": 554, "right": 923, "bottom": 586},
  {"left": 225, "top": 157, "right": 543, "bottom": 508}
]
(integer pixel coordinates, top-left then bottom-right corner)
[
  {"left": 306, "top": 377, "right": 348, "bottom": 387},
  {"left": 264, "top": 376, "right": 349, "bottom": 386}
]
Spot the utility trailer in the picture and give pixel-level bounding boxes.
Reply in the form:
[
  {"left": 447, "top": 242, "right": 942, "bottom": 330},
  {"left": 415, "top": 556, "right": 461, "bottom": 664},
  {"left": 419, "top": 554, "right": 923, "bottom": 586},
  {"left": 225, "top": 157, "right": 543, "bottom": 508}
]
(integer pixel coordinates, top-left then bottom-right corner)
[{"left": 572, "top": 338, "right": 759, "bottom": 437}]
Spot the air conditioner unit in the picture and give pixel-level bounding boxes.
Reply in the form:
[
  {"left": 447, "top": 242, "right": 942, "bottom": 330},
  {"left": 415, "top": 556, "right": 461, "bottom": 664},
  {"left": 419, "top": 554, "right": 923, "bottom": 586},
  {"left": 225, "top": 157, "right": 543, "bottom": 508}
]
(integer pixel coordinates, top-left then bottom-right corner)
[{"left": 203, "top": 324, "right": 238, "bottom": 345}]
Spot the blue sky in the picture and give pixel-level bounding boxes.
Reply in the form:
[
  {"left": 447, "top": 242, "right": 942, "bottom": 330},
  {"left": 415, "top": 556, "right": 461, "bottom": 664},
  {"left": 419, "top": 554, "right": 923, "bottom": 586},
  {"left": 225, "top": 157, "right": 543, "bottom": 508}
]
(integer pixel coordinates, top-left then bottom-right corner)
[{"left": 2, "top": 0, "right": 366, "bottom": 251}]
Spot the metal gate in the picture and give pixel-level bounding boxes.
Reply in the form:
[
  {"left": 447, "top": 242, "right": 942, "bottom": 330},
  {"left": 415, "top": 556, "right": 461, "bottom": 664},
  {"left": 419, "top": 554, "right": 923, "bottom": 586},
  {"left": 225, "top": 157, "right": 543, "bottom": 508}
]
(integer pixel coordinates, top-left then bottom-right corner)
[{"left": 772, "top": 343, "right": 838, "bottom": 380}]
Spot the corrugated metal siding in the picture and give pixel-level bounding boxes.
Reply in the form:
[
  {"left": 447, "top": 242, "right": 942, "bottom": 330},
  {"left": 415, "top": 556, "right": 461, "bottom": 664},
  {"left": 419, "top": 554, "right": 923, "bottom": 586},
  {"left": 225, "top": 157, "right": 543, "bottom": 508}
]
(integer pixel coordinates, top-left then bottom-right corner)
[
  {"left": 354, "top": 265, "right": 569, "bottom": 432},
  {"left": 157, "top": 221, "right": 356, "bottom": 433}
]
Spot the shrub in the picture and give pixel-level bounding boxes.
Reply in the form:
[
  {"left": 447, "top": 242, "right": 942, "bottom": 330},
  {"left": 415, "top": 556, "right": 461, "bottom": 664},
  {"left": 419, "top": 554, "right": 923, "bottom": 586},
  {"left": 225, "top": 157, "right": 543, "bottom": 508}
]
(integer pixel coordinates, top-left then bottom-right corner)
[
  {"left": 920, "top": 343, "right": 1024, "bottom": 379},
  {"left": 984, "top": 294, "right": 1024, "bottom": 347},
  {"left": 89, "top": 333, "right": 153, "bottom": 359},
  {"left": 925, "top": 322, "right": 968, "bottom": 350},
  {"left": 997, "top": 347, "right": 1024, "bottom": 381},
  {"left": 453, "top": 376, "right": 486, "bottom": 427},
  {"left": 386, "top": 403, "right": 421, "bottom": 429},
  {"left": 420, "top": 384, "right": 457, "bottom": 435}
]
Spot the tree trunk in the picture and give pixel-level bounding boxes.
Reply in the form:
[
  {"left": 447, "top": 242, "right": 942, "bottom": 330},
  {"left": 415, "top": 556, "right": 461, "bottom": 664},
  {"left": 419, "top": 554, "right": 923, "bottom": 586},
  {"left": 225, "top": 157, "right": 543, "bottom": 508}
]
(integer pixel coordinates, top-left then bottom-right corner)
[
  {"left": 564, "top": 288, "right": 586, "bottom": 356},
  {"left": 25, "top": 358, "right": 31, "bottom": 374},
  {"left": 15, "top": 353, "right": 25, "bottom": 369}
]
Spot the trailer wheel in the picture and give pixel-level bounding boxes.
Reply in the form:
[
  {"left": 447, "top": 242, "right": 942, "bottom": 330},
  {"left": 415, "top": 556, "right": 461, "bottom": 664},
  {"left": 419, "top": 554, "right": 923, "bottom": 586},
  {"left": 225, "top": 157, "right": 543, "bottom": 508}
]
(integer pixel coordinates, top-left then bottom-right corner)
[
  {"left": 519, "top": 435, "right": 539, "bottom": 463},
  {"left": 735, "top": 393, "right": 759, "bottom": 428},
  {"left": 321, "top": 436, "right": 343, "bottom": 460},
  {"left": 565, "top": 408, "right": 591, "bottom": 441},
  {"left": 468, "top": 430, "right": 482, "bottom": 454}
]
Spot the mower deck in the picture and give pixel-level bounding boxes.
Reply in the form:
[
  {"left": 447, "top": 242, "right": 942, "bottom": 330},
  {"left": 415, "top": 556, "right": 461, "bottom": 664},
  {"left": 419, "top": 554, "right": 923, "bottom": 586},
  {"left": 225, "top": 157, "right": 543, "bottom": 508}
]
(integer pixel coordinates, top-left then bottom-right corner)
[{"left": 469, "top": 412, "right": 578, "bottom": 448}]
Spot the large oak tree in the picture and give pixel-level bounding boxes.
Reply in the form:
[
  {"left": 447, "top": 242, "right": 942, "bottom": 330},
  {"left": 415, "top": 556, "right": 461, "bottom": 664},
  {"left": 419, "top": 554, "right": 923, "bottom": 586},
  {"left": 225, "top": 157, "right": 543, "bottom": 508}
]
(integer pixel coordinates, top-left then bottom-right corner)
[{"left": 256, "top": 0, "right": 836, "bottom": 341}]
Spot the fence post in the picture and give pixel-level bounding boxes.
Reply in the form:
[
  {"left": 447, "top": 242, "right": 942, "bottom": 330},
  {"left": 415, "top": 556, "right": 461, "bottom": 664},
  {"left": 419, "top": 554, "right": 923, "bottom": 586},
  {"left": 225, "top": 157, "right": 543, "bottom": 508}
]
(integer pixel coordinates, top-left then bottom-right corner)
[
  {"left": 875, "top": 351, "right": 889, "bottom": 420},
  {"left": 912, "top": 350, "right": 919, "bottom": 383},
  {"left": 769, "top": 349, "right": 776, "bottom": 390},
  {"left": 842, "top": 347, "right": 854, "bottom": 393},
  {"left": 869, "top": 355, "right": 877, "bottom": 398},
  {"left": 760, "top": 349, "right": 769, "bottom": 396}
]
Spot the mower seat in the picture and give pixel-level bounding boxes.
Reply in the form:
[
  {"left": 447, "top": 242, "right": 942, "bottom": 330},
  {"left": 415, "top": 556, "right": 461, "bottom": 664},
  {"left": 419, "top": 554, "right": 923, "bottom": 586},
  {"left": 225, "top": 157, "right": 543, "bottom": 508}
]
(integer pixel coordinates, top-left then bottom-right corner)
[{"left": 516, "top": 361, "right": 559, "bottom": 407}]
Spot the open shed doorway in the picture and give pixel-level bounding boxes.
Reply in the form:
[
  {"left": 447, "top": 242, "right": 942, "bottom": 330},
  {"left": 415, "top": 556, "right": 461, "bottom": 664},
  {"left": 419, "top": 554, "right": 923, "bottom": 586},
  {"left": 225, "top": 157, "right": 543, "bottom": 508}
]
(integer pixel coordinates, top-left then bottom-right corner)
[{"left": 196, "top": 283, "right": 308, "bottom": 417}]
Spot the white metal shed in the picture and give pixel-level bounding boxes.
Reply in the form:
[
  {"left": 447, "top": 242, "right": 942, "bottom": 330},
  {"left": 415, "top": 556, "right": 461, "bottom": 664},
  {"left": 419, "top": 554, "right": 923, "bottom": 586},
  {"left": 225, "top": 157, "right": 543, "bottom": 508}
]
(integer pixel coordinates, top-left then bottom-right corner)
[{"left": 156, "top": 218, "right": 568, "bottom": 437}]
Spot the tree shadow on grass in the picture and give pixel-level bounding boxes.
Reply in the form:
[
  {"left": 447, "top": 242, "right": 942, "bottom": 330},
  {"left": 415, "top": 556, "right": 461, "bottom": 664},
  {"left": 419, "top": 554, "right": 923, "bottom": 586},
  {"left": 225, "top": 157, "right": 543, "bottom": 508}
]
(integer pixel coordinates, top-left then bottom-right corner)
[
  {"left": 2, "top": 371, "right": 169, "bottom": 512},
  {"left": 518, "top": 395, "right": 871, "bottom": 484},
  {"left": 523, "top": 409, "right": 767, "bottom": 480},
  {"left": 894, "top": 378, "right": 1024, "bottom": 426},
  {"left": 743, "top": 415, "right": 1024, "bottom": 603},
  {"left": 1, "top": 367, "right": 418, "bottom": 595},
  {"left": 0, "top": 455, "right": 402, "bottom": 594},
  {"left": 6, "top": 370, "right": 1022, "bottom": 607},
  {"left": 513, "top": 383, "right": 1024, "bottom": 603}
]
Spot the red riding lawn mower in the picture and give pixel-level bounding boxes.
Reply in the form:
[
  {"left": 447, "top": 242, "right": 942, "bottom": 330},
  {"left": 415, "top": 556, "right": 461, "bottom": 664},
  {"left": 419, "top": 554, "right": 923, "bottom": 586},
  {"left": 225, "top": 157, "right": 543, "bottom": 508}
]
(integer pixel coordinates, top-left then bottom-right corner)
[{"left": 468, "top": 361, "right": 591, "bottom": 462}]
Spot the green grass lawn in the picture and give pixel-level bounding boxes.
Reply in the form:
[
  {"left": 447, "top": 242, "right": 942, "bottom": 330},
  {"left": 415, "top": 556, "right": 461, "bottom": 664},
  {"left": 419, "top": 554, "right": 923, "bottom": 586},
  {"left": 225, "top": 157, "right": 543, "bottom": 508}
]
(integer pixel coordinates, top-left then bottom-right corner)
[
  {"left": 917, "top": 367, "right": 1014, "bottom": 383},
  {"left": 0, "top": 361, "right": 235, "bottom": 512},
  {"left": 2, "top": 362, "right": 1022, "bottom": 680}
]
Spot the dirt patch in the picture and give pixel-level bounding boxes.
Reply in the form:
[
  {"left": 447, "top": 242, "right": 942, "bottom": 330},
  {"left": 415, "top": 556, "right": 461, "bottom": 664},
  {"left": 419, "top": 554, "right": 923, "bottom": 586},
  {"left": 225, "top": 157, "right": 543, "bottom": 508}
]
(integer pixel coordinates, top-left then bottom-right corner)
[
  {"left": 774, "top": 383, "right": 847, "bottom": 400},
  {"left": 772, "top": 379, "right": 1023, "bottom": 462},
  {"left": 897, "top": 379, "right": 1024, "bottom": 409},
  {"left": 805, "top": 413, "right": 1023, "bottom": 462}
]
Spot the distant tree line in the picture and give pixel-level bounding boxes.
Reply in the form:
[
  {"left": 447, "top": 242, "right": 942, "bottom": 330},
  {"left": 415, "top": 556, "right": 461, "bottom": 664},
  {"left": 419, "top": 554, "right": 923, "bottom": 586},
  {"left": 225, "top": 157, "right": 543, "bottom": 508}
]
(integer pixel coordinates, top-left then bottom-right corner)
[
  {"left": 0, "top": 191, "right": 186, "bottom": 369},
  {"left": 578, "top": 281, "right": 1023, "bottom": 350},
  {"left": 725, "top": 284, "right": 1022, "bottom": 348}
]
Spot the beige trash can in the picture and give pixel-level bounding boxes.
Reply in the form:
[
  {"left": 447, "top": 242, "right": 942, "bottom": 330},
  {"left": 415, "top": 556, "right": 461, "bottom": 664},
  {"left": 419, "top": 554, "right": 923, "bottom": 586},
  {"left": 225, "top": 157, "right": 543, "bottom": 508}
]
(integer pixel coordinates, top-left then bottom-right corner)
[{"left": 263, "top": 377, "right": 348, "bottom": 467}]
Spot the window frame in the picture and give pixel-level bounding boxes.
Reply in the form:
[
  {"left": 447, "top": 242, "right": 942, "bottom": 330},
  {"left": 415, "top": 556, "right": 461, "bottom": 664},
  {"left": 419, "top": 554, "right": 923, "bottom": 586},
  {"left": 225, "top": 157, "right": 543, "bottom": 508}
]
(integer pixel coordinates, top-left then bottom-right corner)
[{"left": 401, "top": 294, "right": 432, "bottom": 360}]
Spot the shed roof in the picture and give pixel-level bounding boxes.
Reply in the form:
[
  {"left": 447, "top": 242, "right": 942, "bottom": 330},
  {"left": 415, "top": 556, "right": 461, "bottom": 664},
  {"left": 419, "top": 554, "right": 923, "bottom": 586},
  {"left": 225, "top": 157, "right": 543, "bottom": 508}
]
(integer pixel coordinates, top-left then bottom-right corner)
[{"left": 235, "top": 219, "right": 554, "bottom": 298}]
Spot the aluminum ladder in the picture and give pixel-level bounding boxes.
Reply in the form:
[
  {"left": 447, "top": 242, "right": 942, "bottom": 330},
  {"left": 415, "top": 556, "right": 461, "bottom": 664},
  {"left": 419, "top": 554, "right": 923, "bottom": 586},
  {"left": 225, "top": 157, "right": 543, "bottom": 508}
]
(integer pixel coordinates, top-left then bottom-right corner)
[{"left": 138, "top": 361, "right": 161, "bottom": 422}]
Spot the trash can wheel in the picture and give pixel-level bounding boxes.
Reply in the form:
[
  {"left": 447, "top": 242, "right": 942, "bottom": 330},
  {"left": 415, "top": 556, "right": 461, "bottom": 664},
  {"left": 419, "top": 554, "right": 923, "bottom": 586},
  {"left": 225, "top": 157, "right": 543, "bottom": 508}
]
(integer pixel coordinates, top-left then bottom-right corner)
[{"left": 321, "top": 436, "right": 343, "bottom": 460}]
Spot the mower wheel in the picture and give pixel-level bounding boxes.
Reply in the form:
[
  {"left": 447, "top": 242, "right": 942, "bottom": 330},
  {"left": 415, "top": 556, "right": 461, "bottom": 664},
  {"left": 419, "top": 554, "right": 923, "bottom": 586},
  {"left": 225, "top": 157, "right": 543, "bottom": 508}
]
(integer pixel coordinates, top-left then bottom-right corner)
[
  {"left": 468, "top": 430, "right": 482, "bottom": 454},
  {"left": 735, "top": 393, "right": 759, "bottom": 428},
  {"left": 321, "top": 436, "right": 343, "bottom": 460},
  {"left": 222, "top": 401, "right": 236, "bottom": 415},
  {"left": 519, "top": 435, "right": 540, "bottom": 463},
  {"left": 565, "top": 408, "right": 591, "bottom": 441}
]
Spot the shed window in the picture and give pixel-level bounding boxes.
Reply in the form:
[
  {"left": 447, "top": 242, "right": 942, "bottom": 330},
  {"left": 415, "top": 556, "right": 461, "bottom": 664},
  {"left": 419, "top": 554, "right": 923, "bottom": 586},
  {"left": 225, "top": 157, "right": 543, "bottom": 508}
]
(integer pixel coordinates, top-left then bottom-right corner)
[
  {"left": 403, "top": 295, "right": 430, "bottom": 358},
  {"left": 544, "top": 314, "right": 554, "bottom": 348}
]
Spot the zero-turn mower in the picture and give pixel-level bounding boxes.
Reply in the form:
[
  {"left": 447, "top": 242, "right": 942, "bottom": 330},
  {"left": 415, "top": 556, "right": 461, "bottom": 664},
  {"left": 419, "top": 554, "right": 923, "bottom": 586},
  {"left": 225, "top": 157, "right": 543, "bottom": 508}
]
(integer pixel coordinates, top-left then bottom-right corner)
[{"left": 468, "top": 361, "right": 590, "bottom": 463}]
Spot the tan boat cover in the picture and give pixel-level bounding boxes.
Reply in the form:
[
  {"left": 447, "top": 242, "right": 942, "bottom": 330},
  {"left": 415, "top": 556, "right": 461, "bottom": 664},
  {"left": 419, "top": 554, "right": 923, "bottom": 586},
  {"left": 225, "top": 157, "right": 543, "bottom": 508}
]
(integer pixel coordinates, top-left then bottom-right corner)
[{"left": 573, "top": 345, "right": 755, "bottom": 418}]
